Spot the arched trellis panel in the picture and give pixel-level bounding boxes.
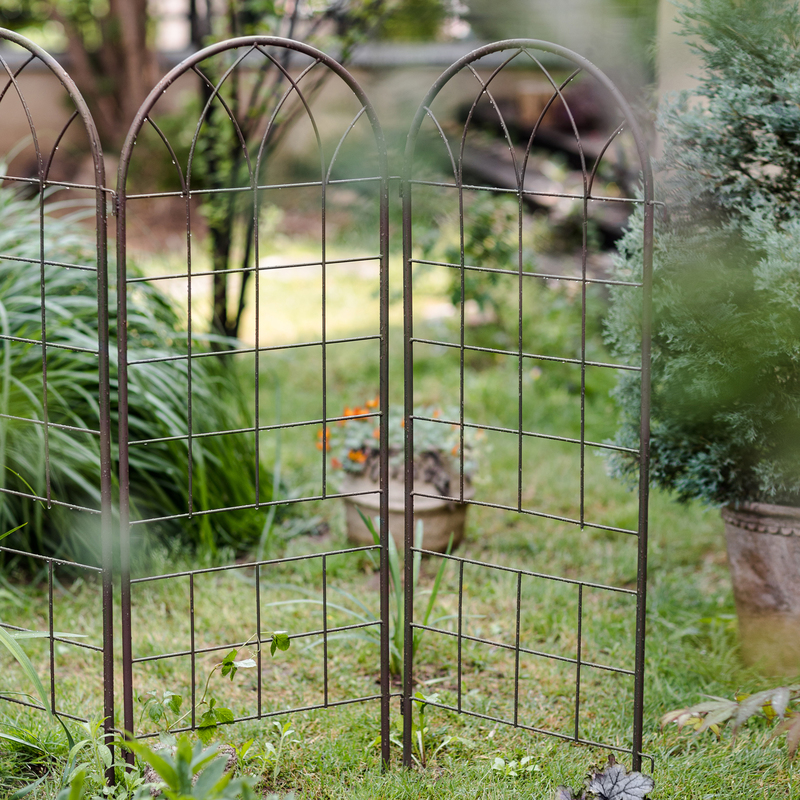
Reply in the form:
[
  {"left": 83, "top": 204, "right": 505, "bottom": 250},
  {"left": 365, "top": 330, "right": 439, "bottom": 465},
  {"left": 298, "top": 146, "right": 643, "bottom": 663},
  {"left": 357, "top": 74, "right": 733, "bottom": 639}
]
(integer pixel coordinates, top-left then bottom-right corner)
[
  {"left": 115, "top": 36, "right": 392, "bottom": 764},
  {"left": 0, "top": 27, "right": 114, "bottom": 781},
  {"left": 402, "top": 40, "right": 654, "bottom": 769}
]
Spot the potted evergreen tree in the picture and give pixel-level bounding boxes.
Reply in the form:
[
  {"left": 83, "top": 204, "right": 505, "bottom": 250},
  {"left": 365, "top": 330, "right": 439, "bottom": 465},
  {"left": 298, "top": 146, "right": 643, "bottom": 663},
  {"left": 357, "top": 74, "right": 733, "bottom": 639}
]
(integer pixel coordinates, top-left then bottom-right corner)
[{"left": 606, "top": 0, "right": 800, "bottom": 674}]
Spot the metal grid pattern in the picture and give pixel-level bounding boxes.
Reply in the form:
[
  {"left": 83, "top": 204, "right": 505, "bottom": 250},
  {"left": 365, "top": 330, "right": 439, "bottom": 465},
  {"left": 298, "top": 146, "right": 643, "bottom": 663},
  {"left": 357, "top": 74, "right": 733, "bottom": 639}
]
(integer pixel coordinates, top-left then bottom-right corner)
[
  {"left": 115, "top": 36, "right": 391, "bottom": 765},
  {"left": 402, "top": 40, "right": 654, "bottom": 770},
  {"left": 0, "top": 28, "right": 114, "bottom": 780},
  {"left": 0, "top": 28, "right": 654, "bottom": 780}
]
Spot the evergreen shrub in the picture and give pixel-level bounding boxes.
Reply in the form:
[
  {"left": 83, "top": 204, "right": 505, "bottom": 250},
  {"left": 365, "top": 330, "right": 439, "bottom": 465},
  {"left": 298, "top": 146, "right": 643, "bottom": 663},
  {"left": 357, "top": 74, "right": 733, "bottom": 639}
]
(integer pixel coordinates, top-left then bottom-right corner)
[{"left": 605, "top": 0, "right": 800, "bottom": 506}]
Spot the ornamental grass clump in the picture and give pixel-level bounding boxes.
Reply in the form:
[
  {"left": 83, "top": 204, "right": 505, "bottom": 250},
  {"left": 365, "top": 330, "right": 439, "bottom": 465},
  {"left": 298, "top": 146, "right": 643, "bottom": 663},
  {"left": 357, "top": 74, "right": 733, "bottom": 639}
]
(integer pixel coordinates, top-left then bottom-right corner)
[
  {"left": 605, "top": 0, "right": 800, "bottom": 506},
  {"left": 0, "top": 182, "right": 275, "bottom": 565}
]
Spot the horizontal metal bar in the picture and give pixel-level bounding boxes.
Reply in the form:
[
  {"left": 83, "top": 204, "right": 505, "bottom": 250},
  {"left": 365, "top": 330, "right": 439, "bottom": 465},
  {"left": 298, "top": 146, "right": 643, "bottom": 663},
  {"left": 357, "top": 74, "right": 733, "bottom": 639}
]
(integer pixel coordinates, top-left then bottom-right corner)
[
  {"left": 130, "top": 544, "right": 379, "bottom": 583},
  {"left": 0, "top": 253, "right": 97, "bottom": 272},
  {"left": 411, "top": 548, "right": 637, "bottom": 594},
  {"left": 0, "top": 546, "right": 104, "bottom": 571},
  {"left": 413, "top": 415, "right": 639, "bottom": 456},
  {"left": 129, "top": 411, "right": 380, "bottom": 447},
  {"left": 0, "top": 413, "right": 101, "bottom": 435},
  {"left": 0, "top": 335, "right": 99, "bottom": 356},
  {"left": 0, "top": 694, "right": 90, "bottom": 723},
  {"left": 408, "top": 178, "right": 648, "bottom": 207},
  {"left": 407, "top": 697, "right": 639, "bottom": 756},
  {"left": 126, "top": 255, "right": 381, "bottom": 284},
  {"left": 127, "top": 334, "right": 380, "bottom": 366},
  {"left": 0, "top": 624, "right": 100, "bottom": 655},
  {"left": 132, "top": 620, "right": 380, "bottom": 664},
  {"left": 412, "top": 494, "right": 640, "bottom": 536},
  {"left": 410, "top": 259, "right": 642, "bottom": 289},
  {"left": 411, "top": 624, "right": 634, "bottom": 675},
  {"left": 412, "top": 337, "right": 639, "bottom": 371},
  {"left": 132, "top": 694, "right": 385, "bottom": 740},
  {"left": 0, "top": 172, "right": 115, "bottom": 195},
  {"left": 0, "top": 491, "right": 102, "bottom": 516},
  {"left": 125, "top": 174, "right": 386, "bottom": 201}
]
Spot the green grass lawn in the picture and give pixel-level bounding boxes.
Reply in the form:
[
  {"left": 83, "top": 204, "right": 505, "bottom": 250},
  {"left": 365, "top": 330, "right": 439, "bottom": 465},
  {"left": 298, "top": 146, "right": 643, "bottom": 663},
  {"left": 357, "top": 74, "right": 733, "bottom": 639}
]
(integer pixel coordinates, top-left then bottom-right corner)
[{"left": 1, "top": 250, "right": 799, "bottom": 799}]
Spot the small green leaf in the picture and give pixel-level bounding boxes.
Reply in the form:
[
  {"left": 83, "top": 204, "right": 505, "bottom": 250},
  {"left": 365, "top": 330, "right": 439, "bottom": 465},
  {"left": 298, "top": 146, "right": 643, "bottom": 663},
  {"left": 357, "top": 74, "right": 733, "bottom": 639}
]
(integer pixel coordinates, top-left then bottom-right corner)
[
  {"left": 213, "top": 706, "right": 234, "bottom": 725},
  {"left": 147, "top": 702, "right": 164, "bottom": 723},
  {"left": 167, "top": 694, "right": 182, "bottom": 715},
  {"left": 198, "top": 710, "right": 217, "bottom": 729}
]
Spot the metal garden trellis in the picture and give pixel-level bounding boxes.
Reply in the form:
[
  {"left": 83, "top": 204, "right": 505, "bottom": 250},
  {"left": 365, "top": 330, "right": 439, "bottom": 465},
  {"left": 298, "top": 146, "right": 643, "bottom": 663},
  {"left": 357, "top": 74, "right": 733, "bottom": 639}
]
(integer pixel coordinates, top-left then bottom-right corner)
[{"left": 0, "top": 27, "right": 654, "bottom": 780}]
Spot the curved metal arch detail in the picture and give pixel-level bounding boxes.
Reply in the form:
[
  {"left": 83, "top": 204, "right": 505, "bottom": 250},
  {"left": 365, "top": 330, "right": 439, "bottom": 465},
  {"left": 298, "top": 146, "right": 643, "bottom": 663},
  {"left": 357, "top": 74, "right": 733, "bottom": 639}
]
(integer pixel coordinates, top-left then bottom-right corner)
[{"left": 402, "top": 39, "right": 654, "bottom": 771}]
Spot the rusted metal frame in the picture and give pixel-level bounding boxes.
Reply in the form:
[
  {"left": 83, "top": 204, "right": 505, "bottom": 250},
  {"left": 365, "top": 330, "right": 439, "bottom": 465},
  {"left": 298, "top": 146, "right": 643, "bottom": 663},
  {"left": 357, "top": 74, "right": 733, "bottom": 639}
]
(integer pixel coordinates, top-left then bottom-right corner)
[
  {"left": 116, "top": 35, "right": 391, "bottom": 764},
  {"left": 403, "top": 38, "right": 653, "bottom": 769},
  {"left": 0, "top": 28, "right": 114, "bottom": 781}
]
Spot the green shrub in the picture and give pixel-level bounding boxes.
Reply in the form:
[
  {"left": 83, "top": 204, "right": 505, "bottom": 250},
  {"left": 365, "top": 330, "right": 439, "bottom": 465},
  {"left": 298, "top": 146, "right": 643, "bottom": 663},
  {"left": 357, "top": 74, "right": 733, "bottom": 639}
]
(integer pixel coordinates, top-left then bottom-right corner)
[
  {"left": 605, "top": 0, "right": 800, "bottom": 506},
  {"left": 0, "top": 183, "right": 276, "bottom": 565}
]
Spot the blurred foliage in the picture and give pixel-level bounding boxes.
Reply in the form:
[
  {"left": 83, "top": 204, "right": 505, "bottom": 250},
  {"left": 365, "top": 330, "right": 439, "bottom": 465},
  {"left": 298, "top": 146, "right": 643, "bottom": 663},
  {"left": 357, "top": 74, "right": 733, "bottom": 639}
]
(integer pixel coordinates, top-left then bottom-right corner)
[{"left": 606, "top": 0, "right": 800, "bottom": 506}]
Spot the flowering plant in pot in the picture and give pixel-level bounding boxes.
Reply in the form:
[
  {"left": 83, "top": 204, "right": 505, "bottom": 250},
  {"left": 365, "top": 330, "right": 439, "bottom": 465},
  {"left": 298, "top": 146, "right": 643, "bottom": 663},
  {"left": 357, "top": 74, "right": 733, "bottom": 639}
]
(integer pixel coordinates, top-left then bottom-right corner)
[
  {"left": 605, "top": 0, "right": 800, "bottom": 674},
  {"left": 319, "top": 399, "right": 476, "bottom": 551}
]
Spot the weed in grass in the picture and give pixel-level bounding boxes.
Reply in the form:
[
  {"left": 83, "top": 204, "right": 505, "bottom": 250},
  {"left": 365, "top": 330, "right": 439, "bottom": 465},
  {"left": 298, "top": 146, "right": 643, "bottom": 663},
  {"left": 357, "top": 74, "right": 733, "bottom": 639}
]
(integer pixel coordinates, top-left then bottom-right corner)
[{"left": 138, "top": 632, "right": 291, "bottom": 743}]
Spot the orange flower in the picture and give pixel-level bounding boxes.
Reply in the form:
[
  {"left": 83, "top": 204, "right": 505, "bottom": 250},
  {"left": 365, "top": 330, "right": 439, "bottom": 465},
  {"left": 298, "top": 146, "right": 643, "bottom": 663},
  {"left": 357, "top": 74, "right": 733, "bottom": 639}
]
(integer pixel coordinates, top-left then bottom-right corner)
[
  {"left": 348, "top": 449, "right": 367, "bottom": 463},
  {"left": 451, "top": 445, "right": 459, "bottom": 456},
  {"left": 366, "top": 397, "right": 379, "bottom": 409},
  {"left": 372, "top": 427, "right": 380, "bottom": 439},
  {"left": 344, "top": 406, "right": 357, "bottom": 417},
  {"left": 433, "top": 408, "right": 441, "bottom": 418},
  {"left": 316, "top": 428, "right": 330, "bottom": 451},
  {"left": 331, "top": 457, "right": 342, "bottom": 469}
]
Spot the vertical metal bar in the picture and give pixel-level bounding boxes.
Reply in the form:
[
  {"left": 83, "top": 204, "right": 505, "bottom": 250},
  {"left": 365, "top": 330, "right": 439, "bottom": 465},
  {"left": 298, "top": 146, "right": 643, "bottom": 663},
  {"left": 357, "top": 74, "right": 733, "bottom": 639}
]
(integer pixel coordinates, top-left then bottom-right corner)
[
  {"left": 253, "top": 182, "right": 261, "bottom": 506},
  {"left": 401, "top": 169, "right": 415, "bottom": 767},
  {"left": 186, "top": 195, "right": 194, "bottom": 515},
  {"left": 378, "top": 144, "right": 391, "bottom": 770},
  {"left": 320, "top": 162, "right": 328, "bottom": 500},
  {"left": 94, "top": 165, "right": 114, "bottom": 788},
  {"left": 574, "top": 583, "right": 583, "bottom": 741},
  {"left": 116, "top": 176, "right": 134, "bottom": 762},
  {"left": 513, "top": 571, "right": 522, "bottom": 726},
  {"left": 256, "top": 564, "right": 262, "bottom": 718},
  {"left": 632, "top": 194, "right": 655, "bottom": 773},
  {"left": 457, "top": 560, "right": 464, "bottom": 713},
  {"left": 39, "top": 162, "right": 50, "bottom": 506},
  {"left": 48, "top": 561, "right": 55, "bottom": 714},
  {"left": 190, "top": 574, "right": 197, "bottom": 729},
  {"left": 322, "top": 555, "right": 328, "bottom": 707},
  {"left": 517, "top": 189, "right": 524, "bottom": 512},
  {"left": 579, "top": 198, "right": 588, "bottom": 526},
  {"left": 457, "top": 158, "right": 466, "bottom": 502}
]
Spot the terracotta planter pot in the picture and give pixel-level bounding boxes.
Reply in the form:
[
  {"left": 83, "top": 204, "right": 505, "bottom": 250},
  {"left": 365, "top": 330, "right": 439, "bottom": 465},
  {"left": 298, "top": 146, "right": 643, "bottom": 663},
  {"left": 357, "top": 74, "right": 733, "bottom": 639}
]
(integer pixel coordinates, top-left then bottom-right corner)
[
  {"left": 342, "top": 471, "right": 473, "bottom": 553},
  {"left": 722, "top": 502, "right": 800, "bottom": 675}
]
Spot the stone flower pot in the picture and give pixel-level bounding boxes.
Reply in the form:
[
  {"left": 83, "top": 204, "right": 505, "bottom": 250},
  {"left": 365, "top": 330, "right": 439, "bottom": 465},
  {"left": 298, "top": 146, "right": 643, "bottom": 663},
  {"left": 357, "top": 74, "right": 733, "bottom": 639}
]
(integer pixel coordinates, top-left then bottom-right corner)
[
  {"left": 721, "top": 502, "right": 800, "bottom": 675},
  {"left": 342, "top": 469, "right": 473, "bottom": 553}
]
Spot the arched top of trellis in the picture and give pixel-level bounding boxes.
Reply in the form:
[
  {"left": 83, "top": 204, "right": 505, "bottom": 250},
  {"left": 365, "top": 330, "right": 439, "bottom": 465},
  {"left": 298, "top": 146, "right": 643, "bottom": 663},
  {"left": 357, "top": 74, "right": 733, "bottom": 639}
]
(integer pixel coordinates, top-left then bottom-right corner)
[
  {"left": 117, "top": 35, "right": 389, "bottom": 197},
  {"left": 403, "top": 38, "right": 653, "bottom": 207},
  {"left": 0, "top": 27, "right": 106, "bottom": 193}
]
